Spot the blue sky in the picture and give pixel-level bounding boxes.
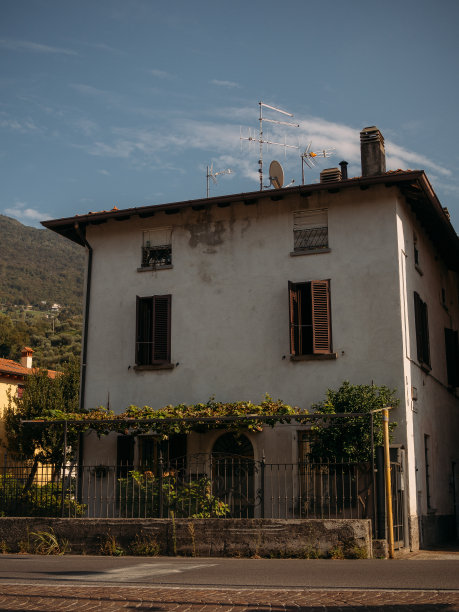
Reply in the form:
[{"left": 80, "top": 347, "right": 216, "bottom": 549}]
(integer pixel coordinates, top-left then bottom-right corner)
[{"left": 1, "top": 0, "right": 459, "bottom": 230}]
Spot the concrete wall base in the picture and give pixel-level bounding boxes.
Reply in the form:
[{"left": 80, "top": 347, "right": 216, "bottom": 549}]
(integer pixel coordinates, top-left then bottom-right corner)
[
  {"left": 371, "top": 539, "right": 388, "bottom": 559},
  {"left": 421, "top": 514, "right": 457, "bottom": 547},
  {"left": 0, "top": 517, "right": 373, "bottom": 558}
]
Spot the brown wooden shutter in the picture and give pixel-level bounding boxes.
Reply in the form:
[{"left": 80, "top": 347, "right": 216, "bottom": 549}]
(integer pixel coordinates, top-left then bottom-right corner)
[
  {"left": 288, "top": 282, "right": 298, "bottom": 355},
  {"left": 311, "top": 280, "right": 331, "bottom": 354},
  {"left": 414, "top": 292, "right": 430, "bottom": 366},
  {"left": 445, "top": 328, "right": 459, "bottom": 387},
  {"left": 152, "top": 294, "right": 171, "bottom": 363},
  {"left": 414, "top": 292, "right": 423, "bottom": 362},
  {"left": 135, "top": 296, "right": 141, "bottom": 364},
  {"left": 421, "top": 299, "right": 430, "bottom": 366}
]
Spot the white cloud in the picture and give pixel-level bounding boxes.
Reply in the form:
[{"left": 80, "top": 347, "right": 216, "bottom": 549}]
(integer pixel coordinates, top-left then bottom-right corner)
[
  {"left": 75, "top": 118, "right": 98, "bottom": 137},
  {"left": 210, "top": 80, "right": 241, "bottom": 89},
  {"left": 3, "top": 201, "right": 51, "bottom": 226},
  {"left": 0, "top": 118, "right": 40, "bottom": 133},
  {"left": 0, "top": 38, "right": 77, "bottom": 55},
  {"left": 98, "top": 169, "right": 110, "bottom": 176},
  {"left": 75, "top": 106, "right": 455, "bottom": 187},
  {"left": 69, "top": 83, "right": 111, "bottom": 98},
  {"left": 150, "top": 69, "right": 170, "bottom": 78}
]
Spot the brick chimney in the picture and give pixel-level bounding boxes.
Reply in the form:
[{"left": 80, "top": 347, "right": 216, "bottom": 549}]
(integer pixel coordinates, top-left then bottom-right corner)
[
  {"left": 360, "top": 126, "right": 386, "bottom": 176},
  {"left": 20, "top": 347, "right": 33, "bottom": 369}
]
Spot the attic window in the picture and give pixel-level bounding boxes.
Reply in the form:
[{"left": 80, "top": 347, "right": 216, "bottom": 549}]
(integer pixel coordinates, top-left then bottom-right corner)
[
  {"left": 141, "top": 228, "right": 172, "bottom": 269},
  {"left": 293, "top": 209, "right": 328, "bottom": 253}
]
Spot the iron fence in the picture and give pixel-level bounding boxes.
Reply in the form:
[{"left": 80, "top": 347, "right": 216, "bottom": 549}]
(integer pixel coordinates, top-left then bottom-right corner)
[{"left": 0, "top": 454, "right": 374, "bottom": 521}]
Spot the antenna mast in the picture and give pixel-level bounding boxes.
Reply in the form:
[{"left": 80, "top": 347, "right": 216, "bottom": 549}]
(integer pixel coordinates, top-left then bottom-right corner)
[
  {"left": 206, "top": 163, "right": 233, "bottom": 198},
  {"left": 301, "top": 143, "right": 335, "bottom": 184},
  {"left": 241, "top": 102, "right": 299, "bottom": 190}
]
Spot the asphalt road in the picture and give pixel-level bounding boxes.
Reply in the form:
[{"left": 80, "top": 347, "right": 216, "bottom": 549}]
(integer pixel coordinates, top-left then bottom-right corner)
[{"left": 0, "top": 555, "right": 458, "bottom": 591}]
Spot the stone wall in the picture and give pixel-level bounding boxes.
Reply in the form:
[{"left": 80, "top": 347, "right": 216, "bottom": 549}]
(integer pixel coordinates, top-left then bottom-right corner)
[{"left": 0, "top": 517, "right": 372, "bottom": 558}]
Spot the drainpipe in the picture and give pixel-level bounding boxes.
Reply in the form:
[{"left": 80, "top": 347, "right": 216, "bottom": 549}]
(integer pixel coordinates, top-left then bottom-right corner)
[{"left": 74, "top": 222, "right": 92, "bottom": 413}]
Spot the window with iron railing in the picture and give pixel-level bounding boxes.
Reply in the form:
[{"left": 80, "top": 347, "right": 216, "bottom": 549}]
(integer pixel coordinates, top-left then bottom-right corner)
[
  {"left": 293, "top": 209, "right": 328, "bottom": 253},
  {"left": 141, "top": 228, "right": 172, "bottom": 269}
]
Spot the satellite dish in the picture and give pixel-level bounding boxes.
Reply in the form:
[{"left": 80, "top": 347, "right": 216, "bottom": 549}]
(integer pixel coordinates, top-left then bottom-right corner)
[{"left": 269, "top": 160, "right": 284, "bottom": 189}]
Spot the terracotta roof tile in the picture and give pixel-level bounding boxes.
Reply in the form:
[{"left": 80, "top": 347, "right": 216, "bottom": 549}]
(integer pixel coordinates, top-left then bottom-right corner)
[{"left": 0, "top": 358, "right": 59, "bottom": 379}]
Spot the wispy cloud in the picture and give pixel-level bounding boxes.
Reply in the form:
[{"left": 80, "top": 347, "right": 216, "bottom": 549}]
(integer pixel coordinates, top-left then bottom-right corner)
[
  {"left": 78, "top": 41, "right": 126, "bottom": 56},
  {"left": 75, "top": 117, "right": 99, "bottom": 137},
  {"left": 0, "top": 117, "right": 40, "bottom": 133},
  {"left": 211, "top": 80, "right": 241, "bottom": 89},
  {"left": 0, "top": 38, "right": 77, "bottom": 55},
  {"left": 75, "top": 106, "right": 455, "bottom": 189},
  {"left": 98, "top": 169, "right": 110, "bottom": 176},
  {"left": 150, "top": 69, "right": 171, "bottom": 79},
  {"left": 3, "top": 201, "right": 50, "bottom": 226},
  {"left": 69, "top": 83, "right": 112, "bottom": 98}
]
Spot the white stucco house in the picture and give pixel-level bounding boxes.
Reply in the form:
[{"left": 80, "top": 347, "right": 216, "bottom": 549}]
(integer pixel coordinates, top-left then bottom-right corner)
[{"left": 43, "top": 126, "right": 459, "bottom": 548}]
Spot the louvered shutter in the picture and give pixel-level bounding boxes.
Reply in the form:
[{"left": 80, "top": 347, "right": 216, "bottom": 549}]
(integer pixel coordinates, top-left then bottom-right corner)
[
  {"left": 288, "top": 282, "right": 298, "bottom": 355},
  {"left": 445, "top": 328, "right": 459, "bottom": 387},
  {"left": 135, "top": 296, "right": 141, "bottom": 364},
  {"left": 414, "top": 292, "right": 423, "bottom": 363},
  {"left": 311, "top": 280, "right": 331, "bottom": 354},
  {"left": 421, "top": 299, "right": 430, "bottom": 366},
  {"left": 152, "top": 295, "right": 171, "bottom": 363},
  {"left": 414, "top": 292, "right": 430, "bottom": 366}
]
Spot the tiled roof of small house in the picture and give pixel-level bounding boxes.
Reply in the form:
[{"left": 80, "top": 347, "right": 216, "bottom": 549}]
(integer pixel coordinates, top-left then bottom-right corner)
[{"left": 0, "top": 357, "right": 59, "bottom": 380}]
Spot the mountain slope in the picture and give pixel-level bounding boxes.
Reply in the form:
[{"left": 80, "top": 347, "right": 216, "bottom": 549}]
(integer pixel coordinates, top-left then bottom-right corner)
[{"left": 0, "top": 215, "right": 85, "bottom": 307}]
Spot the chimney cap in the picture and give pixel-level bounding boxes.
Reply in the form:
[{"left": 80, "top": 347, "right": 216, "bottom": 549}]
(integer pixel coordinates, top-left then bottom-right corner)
[
  {"left": 360, "top": 126, "right": 385, "bottom": 145},
  {"left": 21, "top": 347, "right": 34, "bottom": 355}
]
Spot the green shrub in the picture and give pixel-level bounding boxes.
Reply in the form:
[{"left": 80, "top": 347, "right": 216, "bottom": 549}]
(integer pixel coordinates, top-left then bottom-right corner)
[
  {"left": 117, "top": 471, "right": 229, "bottom": 518},
  {"left": 0, "top": 474, "right": 86, "bottom": 517}
]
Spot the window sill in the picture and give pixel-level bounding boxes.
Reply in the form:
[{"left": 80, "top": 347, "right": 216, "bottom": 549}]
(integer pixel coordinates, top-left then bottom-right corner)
[
  {"left": 419, "top": 361, "right": 431, "bottom": 373},
  {"left": 137, "top": 265, "right": 173, "bottom": 272},
  {"left": 415, "top": 264, "right": 423, "bottom": 276},
  {"left": 290, "top": 353, "right": 337, "bottom": 361},
  {"left": 134, "top": 363, "right": 175, "bottom": 371},
  {"left": 290, "top": 248, "right": 331, "bottom": 257}
]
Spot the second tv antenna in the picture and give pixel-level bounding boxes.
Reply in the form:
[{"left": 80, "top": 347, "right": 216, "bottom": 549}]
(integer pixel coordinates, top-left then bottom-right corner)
[
  {"left": 206, "top": 163, "right": 232, "bottom": 198},
  {"left": 241, "top": 102, "right": 299, "bottom": 191}
]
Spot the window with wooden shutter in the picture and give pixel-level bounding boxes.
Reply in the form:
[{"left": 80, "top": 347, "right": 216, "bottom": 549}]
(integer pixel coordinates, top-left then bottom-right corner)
[
  {"left": 136, "top": 295, "right": 171, "bottom": 365},
  {"left": 445, "top": 328, "right": 459, "bottom": 387},
  {"left": 414, "top": 292, "right": 430, "bottom": 367},
  {"left": 289, "top": 280, "right": 331, "bottom": 356}
]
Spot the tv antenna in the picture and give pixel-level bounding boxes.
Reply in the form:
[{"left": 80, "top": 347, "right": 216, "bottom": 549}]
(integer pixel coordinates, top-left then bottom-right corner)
[
  {"left": 240, "top": 102, "right": 299, "bottom": 190},
  {"left": 206, "top": 163, "right": 233, "bottom": 198},
  {"left": 301, "top": 143, "right": 335, "bottom": 184}
]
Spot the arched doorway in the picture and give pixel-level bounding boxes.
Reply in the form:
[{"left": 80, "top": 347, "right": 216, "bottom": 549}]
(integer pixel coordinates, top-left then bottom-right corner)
[{"left": 212, "top": 433, "right": 256, "bottom": 517}]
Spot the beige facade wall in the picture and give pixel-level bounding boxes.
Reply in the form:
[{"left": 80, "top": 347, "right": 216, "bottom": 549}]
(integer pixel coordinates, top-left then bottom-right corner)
[
  {"left": 396, "top": 196, "right": 459, "bottom": 545},
  {"left": 83, "top": 184, "right": 404, "bottom": 413},
  {"left": 0, "top": 377, "right": 17, "bottom": 450}
]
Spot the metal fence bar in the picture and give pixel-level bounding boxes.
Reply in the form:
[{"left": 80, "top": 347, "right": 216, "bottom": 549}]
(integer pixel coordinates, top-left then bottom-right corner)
[{"left": 0, "top": 455, "right": 377, "bottom": 522}]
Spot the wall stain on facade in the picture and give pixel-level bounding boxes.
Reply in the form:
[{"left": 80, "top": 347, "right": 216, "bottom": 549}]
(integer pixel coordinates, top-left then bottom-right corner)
[{"left": 186, "top": 220, "right": 226, "bottom": 249}]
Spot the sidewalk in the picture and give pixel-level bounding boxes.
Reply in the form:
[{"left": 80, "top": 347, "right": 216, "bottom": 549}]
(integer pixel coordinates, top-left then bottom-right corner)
[{"left": 395, "top": 541, "right": 459, "bottom": 560}]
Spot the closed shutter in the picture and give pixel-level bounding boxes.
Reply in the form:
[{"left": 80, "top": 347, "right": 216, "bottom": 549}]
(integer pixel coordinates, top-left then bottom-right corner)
[
  {"left": 311, "top": 280, "right": 331, "bottom": 354},
  {"left": 445, "top": 328, "right": 459, "bottom": 387},
  {"left": 152, "top": 295, "right": 171, "bottom": 363},
  {"left": 288, "top": 282, "right": 298, "bottom": 355},
  {"left": 421, "top": 299, "right": 430, "bottom": 366},
  {"left": 136, "top": 296, "right": 153, "bottom": 365},
  {"left": 414, "top": 292, "right": 430, "bottom": 366},
  {"left": 117, "top": 435, "right": 134, "bottom": 477},
  {"left": 414, "top": 292, "right": 423, "bottom": 363}
]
